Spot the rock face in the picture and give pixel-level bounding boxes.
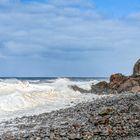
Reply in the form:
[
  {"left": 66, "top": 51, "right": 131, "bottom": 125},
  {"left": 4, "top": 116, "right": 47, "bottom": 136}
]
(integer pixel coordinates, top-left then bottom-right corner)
[
  {"left": 109, "top": 73, "right": 127, "bottom": 90},
  {"left": 133, "top": 59, "right": 140, "bottom": 76}
]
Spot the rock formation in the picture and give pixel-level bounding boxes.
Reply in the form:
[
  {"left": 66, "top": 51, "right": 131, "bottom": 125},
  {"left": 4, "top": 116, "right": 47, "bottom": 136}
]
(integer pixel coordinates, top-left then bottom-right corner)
[
  {"left": 133, "top": 59, "right": 140, "bottom": 76},
  {"left": 71, "top": 59, "right": 140, "bottom": 94}
]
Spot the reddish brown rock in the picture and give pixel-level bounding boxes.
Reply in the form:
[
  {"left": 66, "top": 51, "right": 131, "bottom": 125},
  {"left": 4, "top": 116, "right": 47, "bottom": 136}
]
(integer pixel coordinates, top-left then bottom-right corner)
[
  {"left": 71, "top": 59, "right": 140, "bottom": 94},
  {"left": 117, "top": 78, "right": 139, "bottom": 93},
  {"left": 109, "top": 73, "right": 127, "bottom": 90},
  {"left": 110, "top": 73, "right": 126, "bottom": 83},
  {"left": 133, "top": 59, "right": 140, "bottom": 76}
]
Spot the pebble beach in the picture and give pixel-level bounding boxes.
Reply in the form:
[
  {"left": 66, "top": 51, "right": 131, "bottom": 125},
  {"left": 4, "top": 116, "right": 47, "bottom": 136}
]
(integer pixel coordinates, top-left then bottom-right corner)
[{"left": 0, "top": 93, "right": 140, "bottom": 140}]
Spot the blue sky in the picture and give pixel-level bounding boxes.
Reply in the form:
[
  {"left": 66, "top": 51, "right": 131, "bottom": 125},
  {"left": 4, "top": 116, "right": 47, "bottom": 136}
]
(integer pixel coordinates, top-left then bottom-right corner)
[{"left": 0, "top": 0, "right": 140, "bottom": 77}]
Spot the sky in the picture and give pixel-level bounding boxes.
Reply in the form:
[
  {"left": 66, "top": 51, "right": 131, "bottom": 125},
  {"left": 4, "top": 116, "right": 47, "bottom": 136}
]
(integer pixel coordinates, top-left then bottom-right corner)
[{"left": 0, "top": 0, "right": 140, "bottom": 77}]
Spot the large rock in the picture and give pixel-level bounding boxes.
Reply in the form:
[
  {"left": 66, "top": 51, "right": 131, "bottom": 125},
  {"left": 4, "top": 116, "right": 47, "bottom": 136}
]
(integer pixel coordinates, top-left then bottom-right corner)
[
  {"left": 109, "top": 73, "right": 127, "bottom": 90},
  {"left": 117, "top": 78, "right": 139, "bottom": 93},
  {"left": 70, "top": 85, "right": 89, "bottom": 93},
  {"left": 91, "top": 81, "right": 110, "bottom": 93},
  {"left": 110, "top": 73, "right": 126, "bottom": 83},
  {"left": 71, "top": 59, "right": 140, "bottom": 94},
  {"left": 133, "top": 59, "right": 140, "bottom": 76}
]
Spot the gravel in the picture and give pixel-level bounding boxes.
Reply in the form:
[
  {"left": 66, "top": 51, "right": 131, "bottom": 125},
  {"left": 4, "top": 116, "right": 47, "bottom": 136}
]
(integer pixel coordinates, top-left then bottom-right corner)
[{"left": 0, "top": 93, "right": 140, "bottom": 140}]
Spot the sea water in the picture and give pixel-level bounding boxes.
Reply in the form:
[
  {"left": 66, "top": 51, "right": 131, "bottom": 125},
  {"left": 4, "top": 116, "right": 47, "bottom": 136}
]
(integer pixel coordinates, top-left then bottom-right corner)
[{"left": 0, "top": 77, "right": 108, "bottom": 121}]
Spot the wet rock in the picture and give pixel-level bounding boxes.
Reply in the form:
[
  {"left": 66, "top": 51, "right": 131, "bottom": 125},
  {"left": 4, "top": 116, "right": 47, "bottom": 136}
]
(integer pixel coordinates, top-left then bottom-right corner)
[
  {"left": 133, "top": 59, "right": 140, "bottom": 76},
  {"left": 70, "top": 85, "right": 89, "bottom": 93},
  {"left": 92, "top": 81, "right": 109, "bottom": 93}
]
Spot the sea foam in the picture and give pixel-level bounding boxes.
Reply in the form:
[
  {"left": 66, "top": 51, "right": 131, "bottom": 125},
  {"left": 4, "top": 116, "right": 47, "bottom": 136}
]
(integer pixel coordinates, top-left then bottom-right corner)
[{"left": 0, "top": 78, "right": 105, "bottom": 121}]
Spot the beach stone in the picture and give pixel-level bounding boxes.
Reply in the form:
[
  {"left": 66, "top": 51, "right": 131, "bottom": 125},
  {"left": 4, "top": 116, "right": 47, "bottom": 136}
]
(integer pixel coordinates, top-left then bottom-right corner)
[
  {"left": 1, "top": 89, "right": 140, "bottom": 139},
  {"left": 94, "top": 116, "right": 109, "bottom": 125},
  {"left": 129, "top": 104, "right": 140, "bottom": 112},
  {"left": 99, "top": 107, "right": 114, "bottom": 116},
  {"left": 133, "top": 59, "right": 140, "bottom": 76},
  {"left": 68, "top": 133, "right": 81, "bottom": 139},
  {"left": 131, "top": 86, "right": 140, "bottom": 93},
  {"left": 44, "top": 137, "right": 50, "bottom": 140},
  {"left": 2, "top": 132, "right": 16, "bottom": 140}
]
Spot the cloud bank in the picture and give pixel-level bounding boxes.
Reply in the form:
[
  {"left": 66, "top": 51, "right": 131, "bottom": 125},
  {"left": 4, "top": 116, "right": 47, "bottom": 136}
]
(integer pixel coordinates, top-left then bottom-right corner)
[{"left": 0, "top": 0, "right": 139, "bottom": 76}]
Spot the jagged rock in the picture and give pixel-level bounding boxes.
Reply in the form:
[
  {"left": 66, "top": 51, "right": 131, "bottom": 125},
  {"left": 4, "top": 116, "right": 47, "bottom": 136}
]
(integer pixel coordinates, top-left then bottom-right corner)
[
  {"left": 70, "top": 59, "right": 140, "bottom": 95},
  {"left": 117, "top": 78, "right": 139, "bottom": 93},
  {"left": 110, "top": 73, "right": 126, "bottom": 83},
  {"left": 95, "top": 81, "right": 109, "bottom": 89},
  {"left": 92, "top": 81, "right": 109, "bottom": 93},
  {"left": 133, "top": 59, "right": 140, "bottom": 76},
  {"left": 109, "top": 73, "right": 127, "bottom": 90}
]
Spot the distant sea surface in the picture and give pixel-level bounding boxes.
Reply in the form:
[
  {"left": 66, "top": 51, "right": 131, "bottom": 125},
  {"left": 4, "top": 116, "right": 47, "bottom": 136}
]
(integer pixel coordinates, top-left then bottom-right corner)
[{"left": 0, "top": 77, "right": 108, "bottom": 81}]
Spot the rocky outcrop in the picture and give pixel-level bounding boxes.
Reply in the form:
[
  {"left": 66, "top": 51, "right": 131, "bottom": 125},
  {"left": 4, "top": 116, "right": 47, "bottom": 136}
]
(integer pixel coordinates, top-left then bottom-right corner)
[
  {"left": 133, "top": 59, "right": 140, "bottom": 76},
  {"left": 71, "top": 59, "right": 140, "bottom": 94},
  {"left": 109, "top": 73, "right": 127, "bottom": 91}
]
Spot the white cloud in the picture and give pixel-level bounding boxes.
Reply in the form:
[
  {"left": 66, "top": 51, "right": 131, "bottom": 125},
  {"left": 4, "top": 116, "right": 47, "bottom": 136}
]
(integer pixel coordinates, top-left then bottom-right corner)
[{"left": 0, "top": 0, "right": 140, "bottom": 76}]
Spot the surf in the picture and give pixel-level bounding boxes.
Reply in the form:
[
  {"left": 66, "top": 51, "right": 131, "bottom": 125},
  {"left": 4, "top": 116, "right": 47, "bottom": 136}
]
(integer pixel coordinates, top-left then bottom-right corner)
[{"left": 0, "top": 78, "right": 106, "bottom": 121}]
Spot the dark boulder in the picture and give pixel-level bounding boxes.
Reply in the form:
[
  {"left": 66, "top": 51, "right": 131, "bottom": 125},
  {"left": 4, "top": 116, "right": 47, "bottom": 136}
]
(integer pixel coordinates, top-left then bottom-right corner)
[
  {"left": 91, "top": 81, "right": 109, "bottom": 93},
  {"left": 70, "top": 85, "right": 90, "bottom": 93}
]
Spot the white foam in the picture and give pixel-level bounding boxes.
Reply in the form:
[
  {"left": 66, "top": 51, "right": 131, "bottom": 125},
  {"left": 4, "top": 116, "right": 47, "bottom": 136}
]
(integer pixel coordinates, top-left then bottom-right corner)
[{"left": 0, "top": 78, "right": 105, "bottom": 121}]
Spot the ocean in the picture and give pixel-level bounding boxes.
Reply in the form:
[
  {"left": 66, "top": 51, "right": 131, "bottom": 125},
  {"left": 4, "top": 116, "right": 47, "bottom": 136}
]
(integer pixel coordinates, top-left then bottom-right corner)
[{"left": 0, "top": 77, "right": 108, "bottom": 121}]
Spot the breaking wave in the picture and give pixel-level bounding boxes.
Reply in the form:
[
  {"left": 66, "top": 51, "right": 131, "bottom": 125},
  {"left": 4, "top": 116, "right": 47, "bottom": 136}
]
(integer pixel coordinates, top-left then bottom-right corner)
[{"left": 0, "top": 78, "right": 105, "bottom": 120}]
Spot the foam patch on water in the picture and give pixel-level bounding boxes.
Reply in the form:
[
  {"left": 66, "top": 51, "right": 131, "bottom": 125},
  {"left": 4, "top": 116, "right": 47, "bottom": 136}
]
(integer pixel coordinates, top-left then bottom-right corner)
[{"left": 0, "top": 78, "right": 106, "bottom": 121}]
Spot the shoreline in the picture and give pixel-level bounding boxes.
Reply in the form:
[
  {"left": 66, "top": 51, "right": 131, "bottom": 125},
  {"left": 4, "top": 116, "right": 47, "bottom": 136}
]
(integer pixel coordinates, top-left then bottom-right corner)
[{"left": 0, "top": 93, "right": 140, "bottom": 139}]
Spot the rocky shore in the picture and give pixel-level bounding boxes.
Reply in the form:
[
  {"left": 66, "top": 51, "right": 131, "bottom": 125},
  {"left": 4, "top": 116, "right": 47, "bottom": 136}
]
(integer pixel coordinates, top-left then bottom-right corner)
[
  {"left": 0, "top": 93, "right": 140, "bottom": 140},
  {"left": 1, "top": 59, "right": 140, "bottom": 140}
]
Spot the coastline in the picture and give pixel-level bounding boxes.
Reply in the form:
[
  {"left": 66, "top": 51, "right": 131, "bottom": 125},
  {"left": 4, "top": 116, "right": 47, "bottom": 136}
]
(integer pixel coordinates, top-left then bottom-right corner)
[{"left": 0, "top": 92, "right": 140, "bottom": 140}]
